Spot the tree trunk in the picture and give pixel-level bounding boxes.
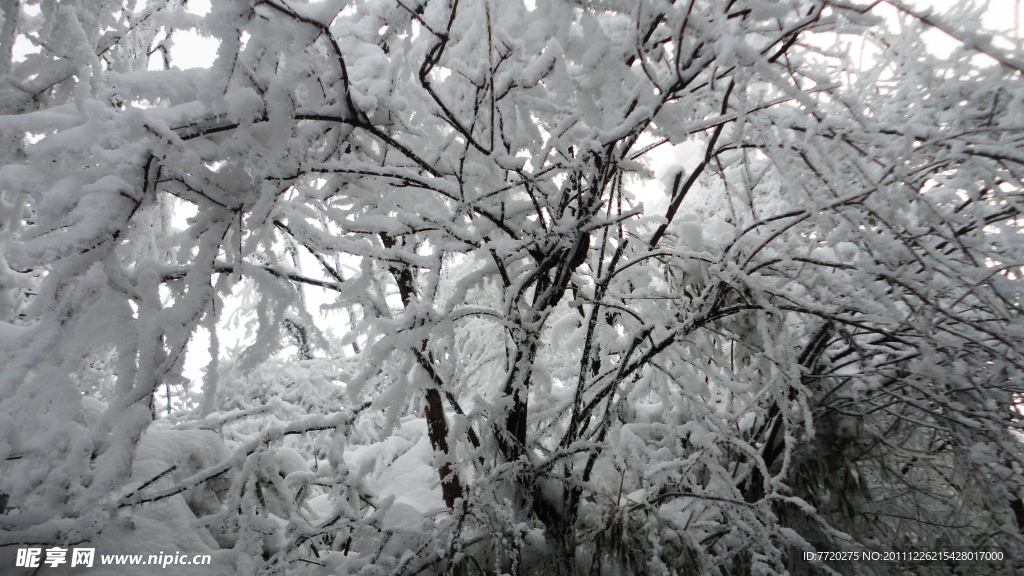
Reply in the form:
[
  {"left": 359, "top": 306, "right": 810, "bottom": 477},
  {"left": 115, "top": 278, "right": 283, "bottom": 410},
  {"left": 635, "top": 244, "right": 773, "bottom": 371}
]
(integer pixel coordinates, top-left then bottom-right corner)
[
  {"left": 423, "top": 387, "right": 462, "bottom": 507},
  {"left": 382, "top": 231, "right": 464, "bottom": 507}
]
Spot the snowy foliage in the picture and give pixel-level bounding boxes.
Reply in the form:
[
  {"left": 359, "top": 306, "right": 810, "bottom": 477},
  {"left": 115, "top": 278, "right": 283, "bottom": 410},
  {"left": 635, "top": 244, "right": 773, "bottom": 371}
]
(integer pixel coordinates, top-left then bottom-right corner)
[{"left": 2, "top": 0, "right": 1024, "bottom": 574}]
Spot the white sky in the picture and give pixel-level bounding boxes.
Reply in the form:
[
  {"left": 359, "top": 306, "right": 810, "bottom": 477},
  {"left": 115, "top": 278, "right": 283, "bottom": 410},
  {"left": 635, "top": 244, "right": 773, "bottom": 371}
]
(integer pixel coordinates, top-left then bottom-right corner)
[
  {"left": 10, "top": 1, "right": 1019, "bottom": 72},
  {"left": 6, "top": 0, "right": 1020, "bottom": 399},
  {"left": 164, "top": 0, "right": 1023, "bottom": 68},
  {"left": 141, "top": 0, "right": 1024, "bottom": 398}
]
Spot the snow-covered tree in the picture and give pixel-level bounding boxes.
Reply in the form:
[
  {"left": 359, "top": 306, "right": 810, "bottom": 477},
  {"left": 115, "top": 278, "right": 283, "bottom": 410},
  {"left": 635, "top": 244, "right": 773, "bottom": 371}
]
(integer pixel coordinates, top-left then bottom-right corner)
[{"left": 2, "top": 0, "right": 1024, "bottom": 574}]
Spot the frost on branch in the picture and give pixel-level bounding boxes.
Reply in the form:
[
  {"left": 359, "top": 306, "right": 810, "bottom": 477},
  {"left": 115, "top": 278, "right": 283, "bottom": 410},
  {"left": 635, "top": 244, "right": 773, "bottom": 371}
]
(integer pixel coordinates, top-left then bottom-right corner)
[{"left": 2, "top": 0, "right": 1024, "bottom": 574}]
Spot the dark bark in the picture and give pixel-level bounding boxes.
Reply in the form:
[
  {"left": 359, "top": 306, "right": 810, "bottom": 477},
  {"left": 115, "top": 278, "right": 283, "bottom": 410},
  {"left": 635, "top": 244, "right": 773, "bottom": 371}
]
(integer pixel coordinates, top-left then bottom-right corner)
[
  {"left": 1011, "top": 497, "right": 1024, "bottom": 533},
  {"left": 497, "top": 339, "right": 534, "bottom": 463},
  {"left": 423, "top": 387, "right": 463, "bottom": 507}
]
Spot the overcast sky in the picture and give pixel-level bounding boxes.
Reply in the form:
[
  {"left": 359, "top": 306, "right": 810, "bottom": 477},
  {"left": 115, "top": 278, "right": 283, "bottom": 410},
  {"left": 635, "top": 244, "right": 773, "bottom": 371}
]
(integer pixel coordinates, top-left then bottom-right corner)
[{"left": 8, "top": 0, "right": 1022, "bottom": 396}]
